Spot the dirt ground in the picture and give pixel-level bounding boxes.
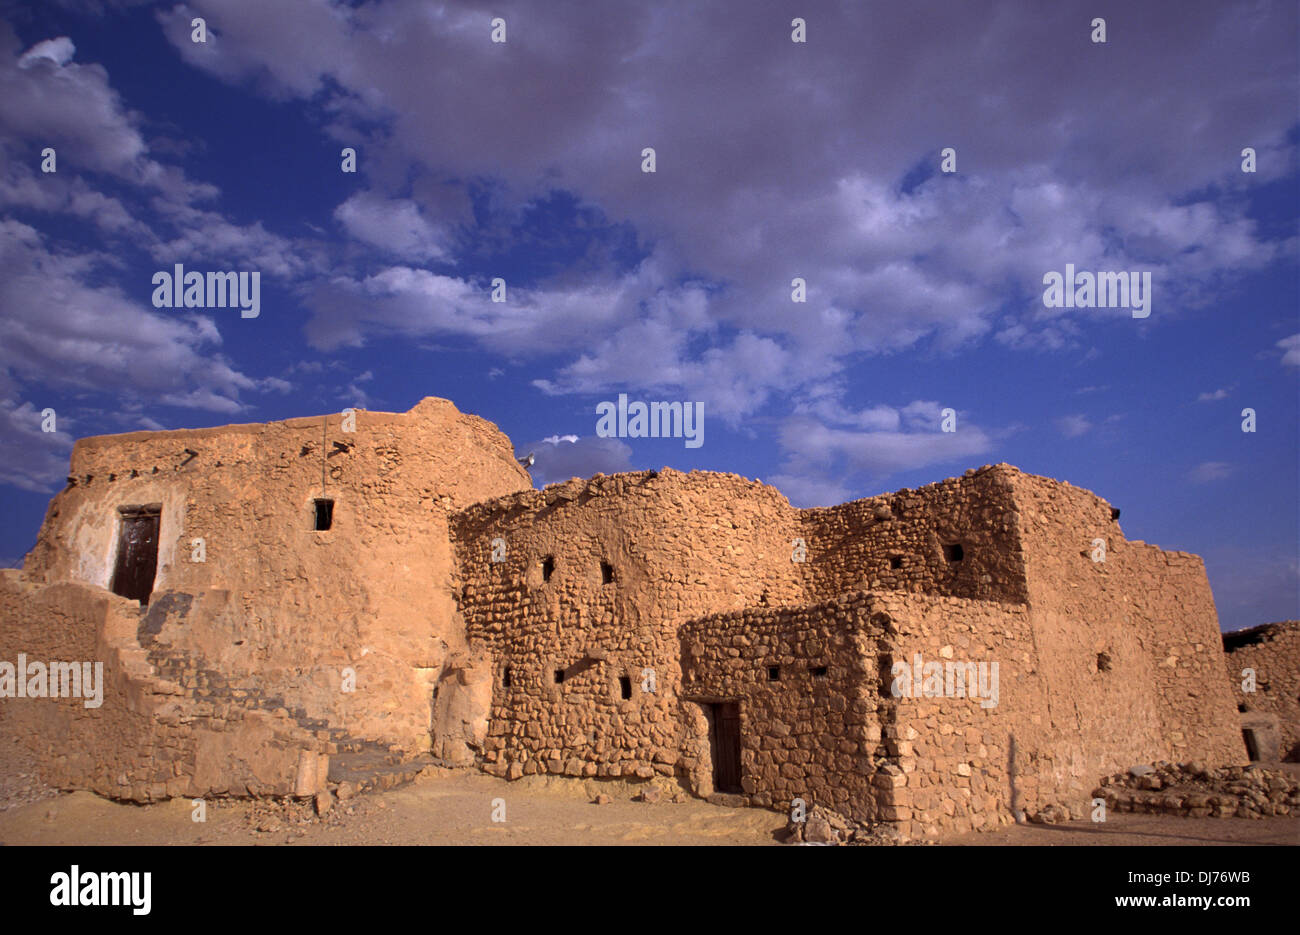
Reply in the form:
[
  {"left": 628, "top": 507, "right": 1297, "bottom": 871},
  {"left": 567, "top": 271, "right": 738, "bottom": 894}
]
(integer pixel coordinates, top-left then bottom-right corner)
[{"left": 0, "top": 768, "right": 1296, "bottom": 846}]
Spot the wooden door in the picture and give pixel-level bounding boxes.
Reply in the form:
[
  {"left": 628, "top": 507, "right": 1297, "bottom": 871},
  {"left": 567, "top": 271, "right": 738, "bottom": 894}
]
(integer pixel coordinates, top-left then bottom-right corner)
[
  {"left": 710, "top": 702, "right": 742, "bottom": 793},
  {"left": 110, "top": 508, "right": 160, "bottom": 604}
]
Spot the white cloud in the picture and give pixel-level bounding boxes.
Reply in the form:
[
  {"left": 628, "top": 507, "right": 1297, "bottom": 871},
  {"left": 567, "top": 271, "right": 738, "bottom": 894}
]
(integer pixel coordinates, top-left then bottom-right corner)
[
  {"left": 0, "top": 400, "right": 74, "bottom": 492},
  {"left": 334, "top": 191, "right": 451, "bottom": 262},
  {"left": 1197, "top": 388, "right": 1229, "bottom": 401},
  {"left": 1188, "top": 461, "right": 1234, "bottom": 483},
  {"left": 1278, "top": 334, "right": 1300, "bottom": 368},
  {"left": 1055, "top": 414, "right": 1093, "bottom": 438}
]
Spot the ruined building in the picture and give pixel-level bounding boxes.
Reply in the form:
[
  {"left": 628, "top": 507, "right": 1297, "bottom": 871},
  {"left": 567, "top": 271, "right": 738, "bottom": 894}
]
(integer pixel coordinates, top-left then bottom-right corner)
[
  {"left": 1224, "top": 621, "right": 1300, "bottom": 763},
  {"left": 0, "top": 398, "right": 1252, "bottom": 839}
]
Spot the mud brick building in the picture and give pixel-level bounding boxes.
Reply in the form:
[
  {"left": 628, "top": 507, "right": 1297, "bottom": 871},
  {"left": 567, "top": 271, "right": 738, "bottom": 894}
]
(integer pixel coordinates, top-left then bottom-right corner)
[{"left": 0, "top": 398, "right": 1257, "bottom": 838}]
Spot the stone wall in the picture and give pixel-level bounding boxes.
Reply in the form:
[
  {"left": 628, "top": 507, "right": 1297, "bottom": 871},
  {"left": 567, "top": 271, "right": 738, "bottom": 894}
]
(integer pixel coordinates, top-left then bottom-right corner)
[
  {"left": 1225, "top": 621, "right": 1300, "bottom": 761},
  {"left": 451, "top": 468, "right": 804, "bottom": 780},
  {"left": 798, "top": 465, "right": 1028, "bottom": 605},
  {"left": 679, "top": 591, "right": 886, "bottom": 820}
]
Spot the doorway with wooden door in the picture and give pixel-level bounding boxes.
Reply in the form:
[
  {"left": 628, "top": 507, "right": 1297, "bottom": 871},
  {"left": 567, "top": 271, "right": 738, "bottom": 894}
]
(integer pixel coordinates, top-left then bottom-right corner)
[
  {"left": 110, "top": 506, "right": 160, "bottom": 605},
  {"left": 707, "top": 701, "right": 743, "bottom": 794}
]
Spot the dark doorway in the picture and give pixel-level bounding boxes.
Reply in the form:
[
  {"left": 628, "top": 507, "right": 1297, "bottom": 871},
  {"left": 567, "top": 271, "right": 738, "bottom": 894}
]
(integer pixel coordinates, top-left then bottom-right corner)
[
  {"left": 708, "top": 702, "right": 743, "bottom": 794},
  {"left": 1243, "top": 728, "right": 1260, "bottom": 761},
  {"left": 110, "top": 506, "right": 160, "bottom": 604}
]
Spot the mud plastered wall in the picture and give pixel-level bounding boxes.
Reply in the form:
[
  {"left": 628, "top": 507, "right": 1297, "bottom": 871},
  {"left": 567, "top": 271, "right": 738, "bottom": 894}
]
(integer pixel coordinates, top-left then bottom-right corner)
[
  {"left": 18, "top": 398, "right": 529, "bottom": 756},
  {"left": 0, "top": 574, "right": 325, "bottom": 802},
  {"left": 798, "top": 464, "right": 1029, "bottom": 605},
  {"left": 451, "top": 469, "right": 805, "bottom": 780},
  {"left": 1225, "top": 622, "right": 1300, "bottom": 761},
  {"left": 1007, "top": 472, "right": 1245, "bottom": 778}
]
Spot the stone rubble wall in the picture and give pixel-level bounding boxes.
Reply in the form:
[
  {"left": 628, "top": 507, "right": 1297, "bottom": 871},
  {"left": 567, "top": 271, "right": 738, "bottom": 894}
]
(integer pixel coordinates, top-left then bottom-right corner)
[
  {"left": 1225, "top": 621, "right": 1300, "bottom": 761},
  {"left": 798, "top": 464, "right": 1029, "bottom": 605}
]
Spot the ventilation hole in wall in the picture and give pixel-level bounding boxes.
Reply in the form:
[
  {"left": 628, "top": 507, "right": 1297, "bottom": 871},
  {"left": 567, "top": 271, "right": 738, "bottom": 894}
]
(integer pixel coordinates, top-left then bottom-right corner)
[
  {"left": 943, "top": 543, "right": 964, "bottom": 563},
  {"left": 889, "top": 556, "right": 903, "bottom": 569},
  {"left": 313, "top": 498, "right": 334, "bottom": 531},
  {"left": 1237, "top": 703, "right": 1247, "bottom": 713},
  {"left": 553, "top": 668, "right": 565, "bottom": 684},
  {"left": 1111, "top": 507, "right": 1121, "bottom": 521},
  {"left": 619, "top": 675, "right": 632, "bottom": 699},
  {"left": 503, "top": 667, "right": 512, "bottom": 688},
  {"left": 542, "top": 556, "right": 555, "bottom": 582},
  {"left": 1096, "top": 651, "right": 1112, "bottom": 673},
  {"left": 601, "top": 560, "right": 614, "bottom": 584},
  {"left": 768, "top": 665, "right": 781, "bottom": 682},
  {"left": 811, "top": 665, "right": 828, "bottom": 678}
]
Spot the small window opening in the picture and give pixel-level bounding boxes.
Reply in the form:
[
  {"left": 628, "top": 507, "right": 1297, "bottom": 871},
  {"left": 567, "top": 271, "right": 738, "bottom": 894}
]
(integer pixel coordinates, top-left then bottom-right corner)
[
  {"left": 1237, "top": 703, "right": 1247, "bottom": 713},
  {"left": 619, "top": 675, "right": 632, "bottom": 699},
  {"left": 601, "top": 560, "right": 614, "bottom": 584},
  {"left": 554, "top": 668, "right": 565, "bottom": 684},
  {"left": 1096, "top": 651, "right": 1112, "bottom": 673},
  {"left": 314, "top": 498, "right": 334, "bottom": 530},
  {"left": 767, "top": 665, "right": 780, "bottom": 682},
  {"left": 503, "top": 667, "right": 512, "bottom": 688},
  {"left": 542, "top": 556, "right": 555, "bottom": 582},
  {"left": 889, "top": 556, "right": 903, "bottom": 570},
  {"left": 811, "top": 665, "right": 828, "bottom": 678},
  {"left": 943, "top": 543, "right": 964, "bottom": 563}
]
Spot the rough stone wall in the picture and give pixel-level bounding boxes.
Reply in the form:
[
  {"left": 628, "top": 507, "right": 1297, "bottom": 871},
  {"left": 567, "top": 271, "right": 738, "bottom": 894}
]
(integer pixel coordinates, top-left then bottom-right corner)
[
  {"left": 798, "top": 465, "right": 1029, "bottom": 605},
  {"left": 0, "top": 573, "right": 326, "bottom": 801},
  {"left": 1225, "top": 621, "right": 1300, "bottom": 761},
  {"left": 679, "top": 592, "right": 886, "bottom": 820},
  {"left": 15, "top": 397, "right": 529, "bottom": 759},
  {"left": 450, "top": 468, "right": 805, "bottom": 779},
  {"left": 1006, "top": 472, "right": 1245, "bottom": 781}
]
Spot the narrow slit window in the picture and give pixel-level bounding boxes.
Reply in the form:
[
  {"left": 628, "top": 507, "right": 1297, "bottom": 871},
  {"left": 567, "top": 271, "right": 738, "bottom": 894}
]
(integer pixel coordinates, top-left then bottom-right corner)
[
  {"left": 619, "top": 675, "right": 632, "bottom": 699},
  {"left": 314, "top": 498, "right": 334, "bottom": 531},
  {"left": 542, "top": 555, "right": 555, "bottom": 582},
  {"left": 601, "top": 560, "right": 614, "bottom": 584},
  {"left": 768, "top": 665, "right": 780, "bottom": 682},
  {"left": 503, "top": 666, "right": 512, "bottom": 688}
]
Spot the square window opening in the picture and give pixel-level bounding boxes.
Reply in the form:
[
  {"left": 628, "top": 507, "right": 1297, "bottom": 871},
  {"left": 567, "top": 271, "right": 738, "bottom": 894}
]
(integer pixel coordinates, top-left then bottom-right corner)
[
  {"left": 553, "top": 668, "right": 565, "bottom": 684},
  {"left": 767, "top": 665, "right": 780, "bottom": 682},
  {"left": 943, "top": 543, "right": 964, "bottom": 563},
  {"left": 889, "top": 556, "right": 903, "bottom": 569}
]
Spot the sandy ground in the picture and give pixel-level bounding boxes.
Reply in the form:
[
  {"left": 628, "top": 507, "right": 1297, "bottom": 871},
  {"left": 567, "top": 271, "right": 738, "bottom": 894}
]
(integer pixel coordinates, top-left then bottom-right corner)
[{"left": 1, "top": 768, "right": 1296, "bottom": 846}]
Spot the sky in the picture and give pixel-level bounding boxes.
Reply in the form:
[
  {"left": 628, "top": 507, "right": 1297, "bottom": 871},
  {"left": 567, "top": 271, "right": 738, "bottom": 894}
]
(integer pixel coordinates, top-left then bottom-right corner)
[{"left": 0, "top": 0, "right": 1295, "bottom": 631}]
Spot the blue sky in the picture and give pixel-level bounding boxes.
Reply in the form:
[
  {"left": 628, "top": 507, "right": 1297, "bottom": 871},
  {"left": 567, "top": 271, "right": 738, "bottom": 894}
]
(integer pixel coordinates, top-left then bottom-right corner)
[{"left": 0, "top": 0, "right": 1296, "bottom": 630}]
